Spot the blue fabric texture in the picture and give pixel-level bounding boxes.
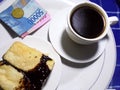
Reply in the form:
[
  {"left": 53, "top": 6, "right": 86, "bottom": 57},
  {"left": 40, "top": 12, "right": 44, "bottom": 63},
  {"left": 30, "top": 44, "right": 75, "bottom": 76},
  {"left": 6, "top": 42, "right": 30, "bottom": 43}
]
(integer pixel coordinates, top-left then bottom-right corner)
[{"left": 0, "top": 0, "right": 3, "bottom": 3}]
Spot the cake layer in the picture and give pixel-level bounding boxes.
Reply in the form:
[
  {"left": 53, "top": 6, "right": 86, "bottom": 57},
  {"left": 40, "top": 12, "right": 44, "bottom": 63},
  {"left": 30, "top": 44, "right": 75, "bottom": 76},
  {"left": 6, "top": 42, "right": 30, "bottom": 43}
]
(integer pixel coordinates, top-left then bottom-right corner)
[
  {"left": 3, "top": 41, "right": 43, "bottom": 71},
  {"left": 0, "top": 61, "right": 30, "bottom": 90}
]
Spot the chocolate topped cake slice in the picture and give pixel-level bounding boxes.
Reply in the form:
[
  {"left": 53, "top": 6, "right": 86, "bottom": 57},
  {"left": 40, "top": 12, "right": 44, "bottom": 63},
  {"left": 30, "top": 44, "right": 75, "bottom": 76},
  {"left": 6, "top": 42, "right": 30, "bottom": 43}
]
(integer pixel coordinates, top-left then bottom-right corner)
[{"left": 2, "top": 41, "right": 55, "bottom": 90}]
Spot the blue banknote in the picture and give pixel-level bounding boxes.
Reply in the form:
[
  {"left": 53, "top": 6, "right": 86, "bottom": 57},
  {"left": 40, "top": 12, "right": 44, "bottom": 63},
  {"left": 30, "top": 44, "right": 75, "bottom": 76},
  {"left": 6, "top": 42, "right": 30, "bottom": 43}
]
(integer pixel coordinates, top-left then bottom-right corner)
[{"left": 0, "top": 0, "right": 46, "bottom": 36}]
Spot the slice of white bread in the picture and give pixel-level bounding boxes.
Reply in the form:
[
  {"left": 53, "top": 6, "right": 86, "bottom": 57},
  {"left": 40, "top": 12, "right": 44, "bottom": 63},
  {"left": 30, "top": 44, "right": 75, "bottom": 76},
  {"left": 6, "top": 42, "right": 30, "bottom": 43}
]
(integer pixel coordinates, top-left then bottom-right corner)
[{"left": 2, "top": 41, "right": 55, "bottom": 90}]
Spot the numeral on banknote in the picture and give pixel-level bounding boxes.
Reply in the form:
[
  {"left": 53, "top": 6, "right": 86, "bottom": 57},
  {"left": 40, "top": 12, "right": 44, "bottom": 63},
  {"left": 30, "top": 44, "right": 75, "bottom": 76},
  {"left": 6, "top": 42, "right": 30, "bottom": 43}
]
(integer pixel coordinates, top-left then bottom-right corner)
[{"left": 28, "top": 8, "right": 44, "bottom": 24}]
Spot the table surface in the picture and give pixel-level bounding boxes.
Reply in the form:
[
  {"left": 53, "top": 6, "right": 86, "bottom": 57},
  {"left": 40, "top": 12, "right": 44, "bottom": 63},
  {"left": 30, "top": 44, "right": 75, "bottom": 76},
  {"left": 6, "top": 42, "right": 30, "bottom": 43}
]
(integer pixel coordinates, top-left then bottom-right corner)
[{"left": 89, "top": 0, "right": 120, "bottom": 90}]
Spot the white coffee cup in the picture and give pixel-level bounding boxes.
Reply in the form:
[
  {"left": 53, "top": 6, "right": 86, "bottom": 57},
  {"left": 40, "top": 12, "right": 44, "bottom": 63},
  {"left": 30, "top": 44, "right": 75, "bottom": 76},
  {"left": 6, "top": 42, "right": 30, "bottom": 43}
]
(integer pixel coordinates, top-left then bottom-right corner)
[{"left": 66, "top": 1, "right": 118, "bottom": 45}]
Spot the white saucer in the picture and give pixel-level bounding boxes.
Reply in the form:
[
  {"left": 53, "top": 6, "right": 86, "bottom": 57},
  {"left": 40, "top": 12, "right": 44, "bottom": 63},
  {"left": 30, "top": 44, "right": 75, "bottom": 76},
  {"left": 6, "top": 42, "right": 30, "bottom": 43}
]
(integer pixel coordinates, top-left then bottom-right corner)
[
  {"left": 49, "top": 8, "right": 108, "bottom": 63},
  {"left": 0, "top": 36, "right": 62, "bottom": 90}
]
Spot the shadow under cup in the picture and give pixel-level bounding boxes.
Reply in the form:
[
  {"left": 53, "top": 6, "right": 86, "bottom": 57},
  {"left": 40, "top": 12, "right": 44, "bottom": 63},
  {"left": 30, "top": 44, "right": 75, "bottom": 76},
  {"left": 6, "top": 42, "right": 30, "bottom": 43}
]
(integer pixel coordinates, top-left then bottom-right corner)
[{"left": 67, "top": 2, "right": 108, "bottom": 44}]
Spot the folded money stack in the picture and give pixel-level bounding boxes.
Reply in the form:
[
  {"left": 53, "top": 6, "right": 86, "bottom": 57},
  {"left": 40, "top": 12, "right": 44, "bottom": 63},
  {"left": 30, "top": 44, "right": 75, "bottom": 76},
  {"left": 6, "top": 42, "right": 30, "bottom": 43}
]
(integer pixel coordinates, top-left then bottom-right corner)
[{"left": 0, "top": 0, "right": 50, "bottom": 38}]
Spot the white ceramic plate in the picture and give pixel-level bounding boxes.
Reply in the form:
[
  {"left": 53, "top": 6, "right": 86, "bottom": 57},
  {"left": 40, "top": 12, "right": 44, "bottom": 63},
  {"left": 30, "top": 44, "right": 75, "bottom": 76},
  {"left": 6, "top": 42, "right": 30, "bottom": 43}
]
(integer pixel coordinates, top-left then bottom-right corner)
[
  {"left": 0, "top": 36, "right": 62, "bottom": 90},
  {"left": 49, "top": 8, "right": 108, "bottom": 63},
  {"left": 47, "top": 1, "right": 116, "bottom": 90}
]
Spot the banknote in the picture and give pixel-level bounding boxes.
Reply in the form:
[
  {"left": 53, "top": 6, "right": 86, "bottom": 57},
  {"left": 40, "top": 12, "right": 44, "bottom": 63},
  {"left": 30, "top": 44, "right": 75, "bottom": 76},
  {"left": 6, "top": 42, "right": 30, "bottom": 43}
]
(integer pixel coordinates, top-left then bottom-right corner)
[
  {"left": 0, "top": 0, "right": 49, "bottom": 37},
  {"left": 21, "top": 13, "right": 50, "bottom": 38}
]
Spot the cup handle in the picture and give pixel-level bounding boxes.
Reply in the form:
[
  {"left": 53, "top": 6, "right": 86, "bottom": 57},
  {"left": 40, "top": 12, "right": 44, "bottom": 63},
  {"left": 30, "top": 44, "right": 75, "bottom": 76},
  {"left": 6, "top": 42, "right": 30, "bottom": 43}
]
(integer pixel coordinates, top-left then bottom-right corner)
[{"left": 108, "top": 16, "right": 119, "bottom": 25}]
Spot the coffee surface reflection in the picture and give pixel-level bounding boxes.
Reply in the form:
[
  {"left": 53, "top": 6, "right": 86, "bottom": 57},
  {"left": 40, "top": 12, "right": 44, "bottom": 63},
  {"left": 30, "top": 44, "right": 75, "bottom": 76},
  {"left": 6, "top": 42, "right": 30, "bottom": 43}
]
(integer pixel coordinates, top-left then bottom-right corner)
[{"left": 70, "top": 6, "right": 105, "bottom": 39}]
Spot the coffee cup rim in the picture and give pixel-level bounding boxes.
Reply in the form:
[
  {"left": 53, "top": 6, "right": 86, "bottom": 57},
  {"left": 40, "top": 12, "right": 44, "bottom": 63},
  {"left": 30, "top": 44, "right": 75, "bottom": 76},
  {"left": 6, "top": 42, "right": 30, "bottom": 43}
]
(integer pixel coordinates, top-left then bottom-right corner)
[{"left": 67, "top": 1, "right": 109, "bottom": 42}]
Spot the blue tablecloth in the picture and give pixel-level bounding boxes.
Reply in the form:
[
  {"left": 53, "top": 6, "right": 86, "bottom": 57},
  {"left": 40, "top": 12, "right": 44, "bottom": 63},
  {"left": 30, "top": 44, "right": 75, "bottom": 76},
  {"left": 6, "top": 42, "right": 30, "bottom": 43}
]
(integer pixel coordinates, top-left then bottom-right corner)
[
  {"left": 0, "top": 0, "right": 3, "bottom": 3},
  {"left": 90, "top": 0, "right": 120, "bottom": 89}
]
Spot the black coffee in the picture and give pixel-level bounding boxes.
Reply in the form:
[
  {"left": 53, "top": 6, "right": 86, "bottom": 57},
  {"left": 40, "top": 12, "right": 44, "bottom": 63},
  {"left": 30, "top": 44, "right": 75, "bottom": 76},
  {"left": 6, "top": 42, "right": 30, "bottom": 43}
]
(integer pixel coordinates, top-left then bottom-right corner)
[{"left": 70, "top": 6, "right": 105, "bottom": 39}]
